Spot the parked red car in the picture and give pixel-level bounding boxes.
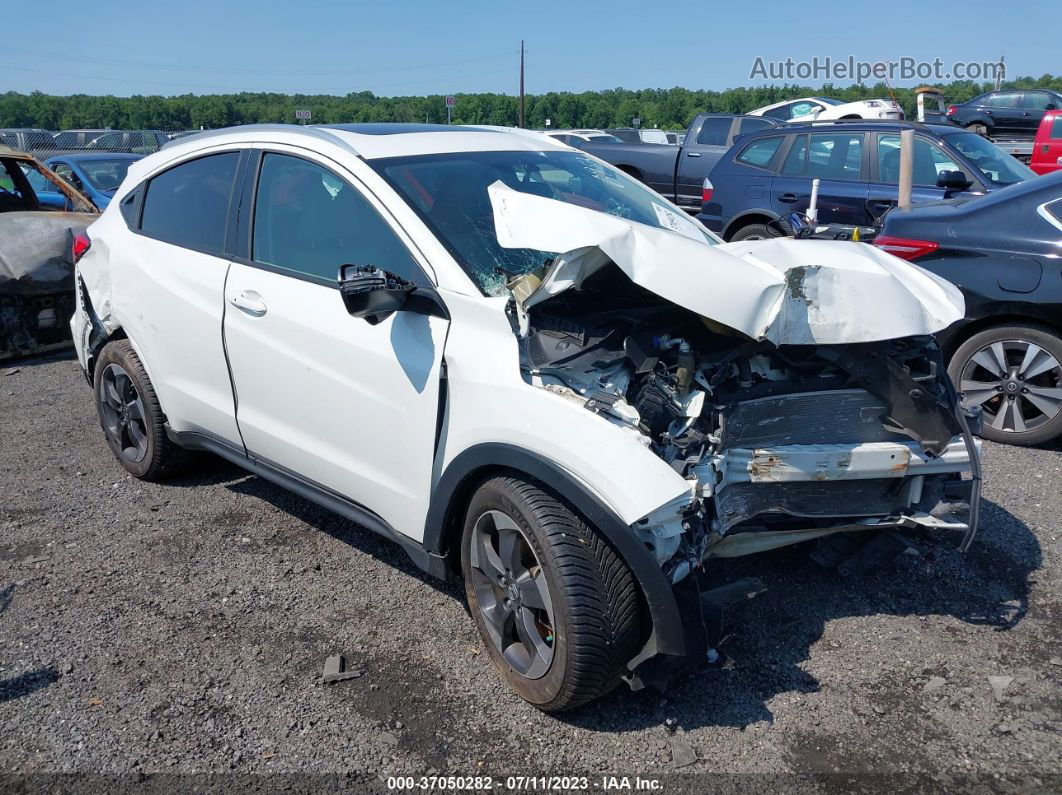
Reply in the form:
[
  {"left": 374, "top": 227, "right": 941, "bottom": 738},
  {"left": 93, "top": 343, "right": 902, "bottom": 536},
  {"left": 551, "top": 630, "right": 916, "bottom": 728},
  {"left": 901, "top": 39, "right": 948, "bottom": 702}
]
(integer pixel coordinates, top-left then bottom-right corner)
[{"left": 1031, "top": 111, "right": 1062, "bottom": 175}]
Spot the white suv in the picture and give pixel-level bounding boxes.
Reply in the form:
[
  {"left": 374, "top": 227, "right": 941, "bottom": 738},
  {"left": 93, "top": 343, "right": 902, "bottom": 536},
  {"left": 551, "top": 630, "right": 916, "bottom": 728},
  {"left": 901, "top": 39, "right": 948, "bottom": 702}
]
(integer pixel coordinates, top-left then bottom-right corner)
[{"left": 72, "top": 123, "right": 979, "bottom": 711}]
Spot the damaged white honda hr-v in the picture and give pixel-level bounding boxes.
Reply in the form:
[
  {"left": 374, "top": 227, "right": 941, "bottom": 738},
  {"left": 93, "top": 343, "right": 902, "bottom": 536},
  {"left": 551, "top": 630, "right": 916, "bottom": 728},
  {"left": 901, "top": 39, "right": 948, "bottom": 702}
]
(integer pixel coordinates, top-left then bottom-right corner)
[{"left": 71, "top": 123, "right": 980, "bottom": 712}]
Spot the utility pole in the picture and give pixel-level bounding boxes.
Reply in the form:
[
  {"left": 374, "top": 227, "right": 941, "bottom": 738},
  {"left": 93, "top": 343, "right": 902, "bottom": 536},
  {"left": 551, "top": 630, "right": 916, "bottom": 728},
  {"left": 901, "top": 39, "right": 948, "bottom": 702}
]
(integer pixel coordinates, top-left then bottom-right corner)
[{"left": 519, "top": 40, "right": 525, "bottom": 129}]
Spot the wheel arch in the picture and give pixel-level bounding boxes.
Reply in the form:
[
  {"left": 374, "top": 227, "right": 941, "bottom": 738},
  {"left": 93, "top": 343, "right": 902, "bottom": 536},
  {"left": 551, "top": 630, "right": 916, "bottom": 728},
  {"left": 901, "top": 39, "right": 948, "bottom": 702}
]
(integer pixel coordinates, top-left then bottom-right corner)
[
  {"left": 423, "top": 443, "right": 686, "bottom": 661},
  {"left": 613, "top": 163, "right": 643, "bottom": 179},
  {"left": 941, "top": 314, "right": 1062, "bottom": 361},
  {"left": 722, "top": 209, "right": 780, "bottom": 240}
]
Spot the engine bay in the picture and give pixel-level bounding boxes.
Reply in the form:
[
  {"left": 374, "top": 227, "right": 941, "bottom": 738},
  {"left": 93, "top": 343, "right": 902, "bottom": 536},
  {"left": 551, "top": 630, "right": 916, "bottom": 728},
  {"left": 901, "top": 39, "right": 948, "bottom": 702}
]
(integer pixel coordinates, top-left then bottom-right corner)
[{"left": 512, "top": 265, "right": 976, "bottom": 581}]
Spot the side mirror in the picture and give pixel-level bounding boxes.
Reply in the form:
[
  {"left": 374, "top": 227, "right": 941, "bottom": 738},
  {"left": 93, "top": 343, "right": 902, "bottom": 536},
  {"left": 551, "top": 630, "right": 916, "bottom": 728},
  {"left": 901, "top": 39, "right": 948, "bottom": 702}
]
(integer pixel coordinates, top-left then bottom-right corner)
[
  {"left": 936, "top": 170, "right": 972, "bottom": 191},
  {"left": 338, "top": 265, "right": 447, "bottom": 324}
]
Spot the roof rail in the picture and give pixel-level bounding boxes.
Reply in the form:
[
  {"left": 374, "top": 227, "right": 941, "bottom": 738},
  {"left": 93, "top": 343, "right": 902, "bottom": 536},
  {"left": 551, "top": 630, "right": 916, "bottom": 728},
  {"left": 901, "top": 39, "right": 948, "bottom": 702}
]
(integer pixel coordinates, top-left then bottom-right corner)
[
  {"left": 160, "top": 123, "right": 362, "bottom": 156},
  {"left": 789, "top": 118, "right": 928, "bottom": 130}
]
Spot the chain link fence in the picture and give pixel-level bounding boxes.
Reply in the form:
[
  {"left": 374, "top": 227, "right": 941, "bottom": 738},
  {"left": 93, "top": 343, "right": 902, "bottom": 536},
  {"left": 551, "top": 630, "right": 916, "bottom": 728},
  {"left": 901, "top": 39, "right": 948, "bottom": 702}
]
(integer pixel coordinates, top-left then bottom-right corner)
[{"left": 1, "top": 127, "right": 201, "bottom": 157}]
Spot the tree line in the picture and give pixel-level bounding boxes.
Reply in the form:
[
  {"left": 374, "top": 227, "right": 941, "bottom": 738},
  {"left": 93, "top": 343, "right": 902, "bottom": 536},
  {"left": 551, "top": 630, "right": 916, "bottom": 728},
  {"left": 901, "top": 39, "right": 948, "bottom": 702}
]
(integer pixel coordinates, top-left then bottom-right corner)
[{"left": 2, "top": 75, "right": 1060, "bottom": 132}]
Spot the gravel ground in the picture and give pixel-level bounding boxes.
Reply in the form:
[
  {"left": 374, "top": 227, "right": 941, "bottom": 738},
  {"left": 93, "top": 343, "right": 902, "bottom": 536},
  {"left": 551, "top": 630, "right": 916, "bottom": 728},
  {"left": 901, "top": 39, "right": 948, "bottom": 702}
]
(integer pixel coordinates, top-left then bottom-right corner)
[{"left": 1, "top": 353, "right": 1060, "bottom": 793}]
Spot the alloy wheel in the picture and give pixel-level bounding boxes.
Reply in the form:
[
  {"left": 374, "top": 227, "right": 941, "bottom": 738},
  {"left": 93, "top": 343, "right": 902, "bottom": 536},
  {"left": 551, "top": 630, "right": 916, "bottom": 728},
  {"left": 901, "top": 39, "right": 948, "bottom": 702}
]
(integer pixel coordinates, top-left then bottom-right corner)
[
  {"left": 468, "top": 510, "right": 556, "bottom": 679},
  {"left": 959, "top": 339, "right": 1062, "bottom": 434},
  {"left": 98, "top": 363, "right": 149, "bottom": 463}
]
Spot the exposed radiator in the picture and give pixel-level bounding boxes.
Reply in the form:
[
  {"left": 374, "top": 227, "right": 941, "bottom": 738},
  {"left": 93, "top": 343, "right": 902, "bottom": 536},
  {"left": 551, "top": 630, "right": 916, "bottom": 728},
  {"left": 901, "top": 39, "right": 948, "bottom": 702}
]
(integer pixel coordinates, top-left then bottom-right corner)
[{"left": 720, "top": 388, "right": 900, "bottom": 448}]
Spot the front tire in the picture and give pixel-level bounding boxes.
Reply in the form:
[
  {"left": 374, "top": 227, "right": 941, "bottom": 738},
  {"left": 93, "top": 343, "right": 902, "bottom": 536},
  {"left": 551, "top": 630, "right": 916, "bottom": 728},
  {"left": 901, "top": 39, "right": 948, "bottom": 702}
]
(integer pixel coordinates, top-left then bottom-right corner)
[
  {"left": 949, "top": 324, "right": 1062, "bottom": 445},
  {"left": 461, "top": 477, "right": 643, "bottom": 712},
  {"left": 93, "top": 340, "right": 191, "bottom": 479}
]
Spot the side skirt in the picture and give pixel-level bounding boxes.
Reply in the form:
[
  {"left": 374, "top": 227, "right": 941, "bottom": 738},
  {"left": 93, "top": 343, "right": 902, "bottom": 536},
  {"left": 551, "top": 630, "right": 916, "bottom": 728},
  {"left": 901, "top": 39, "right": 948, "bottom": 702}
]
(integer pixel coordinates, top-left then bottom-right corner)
[{"left": 166, "top": 428, "right": 448, "bottom": 579}]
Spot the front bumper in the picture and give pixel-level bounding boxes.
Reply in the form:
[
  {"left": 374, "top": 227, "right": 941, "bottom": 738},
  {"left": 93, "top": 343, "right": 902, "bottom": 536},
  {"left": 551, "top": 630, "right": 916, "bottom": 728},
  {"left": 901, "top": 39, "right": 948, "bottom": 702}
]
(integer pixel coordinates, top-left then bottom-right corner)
[{"left": 719, "top": 438, "right": 972, "bottom": 485}]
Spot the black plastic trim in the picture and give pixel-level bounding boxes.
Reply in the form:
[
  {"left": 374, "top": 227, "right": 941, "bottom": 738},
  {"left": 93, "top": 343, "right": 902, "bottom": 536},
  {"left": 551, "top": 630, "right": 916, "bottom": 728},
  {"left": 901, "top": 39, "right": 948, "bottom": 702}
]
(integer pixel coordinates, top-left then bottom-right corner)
[
  {"left": 167, "top": 428, "right": 448, "bottom": 578},
  {"left": 422, "top": 443, "right": 686, "bottom": 662}
]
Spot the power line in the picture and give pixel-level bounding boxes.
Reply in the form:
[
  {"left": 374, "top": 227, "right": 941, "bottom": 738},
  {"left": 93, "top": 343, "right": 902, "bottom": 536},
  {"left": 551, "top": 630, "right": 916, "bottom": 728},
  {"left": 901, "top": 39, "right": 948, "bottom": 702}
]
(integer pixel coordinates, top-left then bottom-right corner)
[
  {"left": 0, "top": 61, "right": 517, "bottom": 95},
  {"left": 0, "top": 47, "right": 517, "bottom": 77}
]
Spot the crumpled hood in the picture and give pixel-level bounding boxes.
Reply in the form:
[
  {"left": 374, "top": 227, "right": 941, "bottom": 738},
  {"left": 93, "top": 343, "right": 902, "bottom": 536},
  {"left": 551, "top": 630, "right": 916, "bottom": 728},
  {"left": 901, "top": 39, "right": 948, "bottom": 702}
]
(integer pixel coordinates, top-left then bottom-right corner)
[{"left": 488, "top": 182, "right": 964, "bottom": 345}]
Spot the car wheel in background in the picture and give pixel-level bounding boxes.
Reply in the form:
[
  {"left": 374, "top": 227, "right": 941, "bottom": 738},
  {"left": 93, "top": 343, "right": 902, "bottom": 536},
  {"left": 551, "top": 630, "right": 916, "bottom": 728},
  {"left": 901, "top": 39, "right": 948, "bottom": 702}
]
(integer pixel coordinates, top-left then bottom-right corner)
[
  {"left": 729, "top": 223, "right": 773, "bottom": 242},
  {"left": 965, "top": 122, "right": 989, "bottom": 136},
  {"left": 949, "top": 325, "right": 1062, "bottom": 446},
  {"left": 460, "top": 476, "right": 643, "bottom": 712},
  {"left": 93, "top": 340, "right": 192, "bottom": 479}
]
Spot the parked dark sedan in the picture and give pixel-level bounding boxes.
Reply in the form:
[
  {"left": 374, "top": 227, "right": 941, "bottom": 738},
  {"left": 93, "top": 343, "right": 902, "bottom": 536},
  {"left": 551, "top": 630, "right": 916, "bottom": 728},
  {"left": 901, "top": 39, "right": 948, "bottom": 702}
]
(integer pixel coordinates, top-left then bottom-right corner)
[
  {"left": 873, "top": 171, "right": 1062, "bottom": 446},
  {"left": 699, "top": 120, "right": 1035, "bottom": 241},
  {"left": 947, "top": 89, "right": 1062, "bottom": 137}
]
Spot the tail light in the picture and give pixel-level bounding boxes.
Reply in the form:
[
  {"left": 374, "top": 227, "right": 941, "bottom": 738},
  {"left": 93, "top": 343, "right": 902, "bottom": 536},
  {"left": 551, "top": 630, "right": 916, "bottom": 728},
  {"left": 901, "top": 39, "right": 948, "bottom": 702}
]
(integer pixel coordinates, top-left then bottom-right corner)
[
  {"left": 72, "top": 231, "right": 91, "bottom": 264},
  {"left": 702, "top": 177, "right": 714, "bottom": 203},
  {"left": 873, "top": 235, "right": 939, "bottom": 261},
  {"left": 946, "top": 105, "right": 957, "bottom": 116}
]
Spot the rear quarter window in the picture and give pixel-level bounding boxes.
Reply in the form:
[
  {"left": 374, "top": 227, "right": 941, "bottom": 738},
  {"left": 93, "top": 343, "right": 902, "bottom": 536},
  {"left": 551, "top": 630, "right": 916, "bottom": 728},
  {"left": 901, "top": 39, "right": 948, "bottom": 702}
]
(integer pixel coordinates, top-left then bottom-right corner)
[{"left": 736, "top": 136, "right": 783, "bottom": 169}]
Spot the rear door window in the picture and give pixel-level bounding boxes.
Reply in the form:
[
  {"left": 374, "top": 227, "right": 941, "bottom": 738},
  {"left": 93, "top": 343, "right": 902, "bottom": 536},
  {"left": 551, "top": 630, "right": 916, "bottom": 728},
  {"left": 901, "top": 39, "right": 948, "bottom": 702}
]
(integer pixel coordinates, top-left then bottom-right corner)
[
  {"left": 736, "top": 136, "right": 783, "bottom": 169},
  {"left": 695, "top": 117, "right": 732, "bottom": 146},
  {"left": 782, "top": 133, "right": 864, "bottom": 180},
  {"left": 986, "top": 92, "right": 1021, "bottom": 109},
  {"left": 251, "top": 152, "right": 422, "bottom": 285},
  {"left": 139, "top": 152, "right": 239, "bottom": 253}
]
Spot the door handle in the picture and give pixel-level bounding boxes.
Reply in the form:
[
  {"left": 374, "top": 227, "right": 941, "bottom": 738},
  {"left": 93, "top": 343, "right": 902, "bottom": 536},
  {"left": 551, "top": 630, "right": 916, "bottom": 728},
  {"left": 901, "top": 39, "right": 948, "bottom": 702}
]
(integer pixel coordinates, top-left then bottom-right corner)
[
  {"left": 229, "top": 290, "right": 267, "bottom": 317},
  {"left": 778, "top": 193, "right": 799, "bottom": 203},
  {"left": 686, "top": 151, "right": 701, "bottom": 157}
]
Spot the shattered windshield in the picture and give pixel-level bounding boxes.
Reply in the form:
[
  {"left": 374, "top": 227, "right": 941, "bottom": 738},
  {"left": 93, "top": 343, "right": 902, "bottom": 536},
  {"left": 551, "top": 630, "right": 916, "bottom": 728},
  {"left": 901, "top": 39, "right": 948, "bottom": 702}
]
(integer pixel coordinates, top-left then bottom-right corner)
[{"left": 372, "top": 150, "right": 714, "bottom": 295}]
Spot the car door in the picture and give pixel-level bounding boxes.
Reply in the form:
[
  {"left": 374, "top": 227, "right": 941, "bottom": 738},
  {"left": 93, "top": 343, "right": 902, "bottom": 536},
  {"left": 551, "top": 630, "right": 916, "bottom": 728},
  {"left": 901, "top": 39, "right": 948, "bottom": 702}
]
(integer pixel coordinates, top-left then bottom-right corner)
[
  {"left": 223, "top": 149, "right": 449, "bottom": 540},
  {"left": 1019, "top": 91, "right": 1054, "bottom": 135},
  {"left": 675, "top": 116, "right": 733, "bottom": 209},
  {"left": 119, "top": 149, "right": 243, "bottom": 443},
  {"left": 983, "top": 91, "right": 1024, "bottom": 132},
  {"left": 866, "top": 132, "right": 978, "bottom": 221},
  {"left": 47, "top": 160, "right": 86, "bottom": 207},
  {"left": 20, "top": 162, "right": 69, "bottom": 210},
  {"left": 771, "top": 132, "right": 870, "bottom": 225}
]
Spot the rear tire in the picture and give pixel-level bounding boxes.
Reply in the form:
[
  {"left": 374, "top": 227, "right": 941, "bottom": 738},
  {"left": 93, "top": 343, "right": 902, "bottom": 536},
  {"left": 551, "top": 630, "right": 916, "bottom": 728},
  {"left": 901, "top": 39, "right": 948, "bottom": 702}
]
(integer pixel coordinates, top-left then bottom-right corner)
[
  {"left": 461, "top": 476, "right": 643, "bottom": 712},
  {"left": 729, "top": 223, "right": 772, "bottom": 242},
  {"left": 948, "top": 324, "right": 1062, "bottom": 446},
  {"left": 93, "top": 340, "right": 192, "bottom": 480}
]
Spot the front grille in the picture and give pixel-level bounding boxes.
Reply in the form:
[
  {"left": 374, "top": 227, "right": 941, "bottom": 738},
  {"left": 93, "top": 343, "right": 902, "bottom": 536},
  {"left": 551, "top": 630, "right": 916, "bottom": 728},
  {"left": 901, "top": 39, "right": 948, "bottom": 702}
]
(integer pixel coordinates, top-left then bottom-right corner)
[{"left": 716, "top": 479, "right": 904, "bottom": 531}]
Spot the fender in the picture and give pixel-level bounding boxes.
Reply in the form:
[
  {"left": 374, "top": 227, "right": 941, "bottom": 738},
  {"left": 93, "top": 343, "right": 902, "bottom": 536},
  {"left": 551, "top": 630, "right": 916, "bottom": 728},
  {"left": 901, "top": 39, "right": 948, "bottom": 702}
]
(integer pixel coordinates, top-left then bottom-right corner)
[{"left": 423, "top": 443, "right": 686, "bottom": 662}]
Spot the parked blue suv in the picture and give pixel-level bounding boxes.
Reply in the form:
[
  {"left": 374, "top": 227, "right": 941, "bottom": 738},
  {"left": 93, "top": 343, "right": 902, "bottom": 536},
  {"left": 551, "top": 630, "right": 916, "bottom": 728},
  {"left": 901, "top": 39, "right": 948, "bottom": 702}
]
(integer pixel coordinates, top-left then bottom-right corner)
[{"left": 698, "top": 120, "right": 1035, "bottom": 241}]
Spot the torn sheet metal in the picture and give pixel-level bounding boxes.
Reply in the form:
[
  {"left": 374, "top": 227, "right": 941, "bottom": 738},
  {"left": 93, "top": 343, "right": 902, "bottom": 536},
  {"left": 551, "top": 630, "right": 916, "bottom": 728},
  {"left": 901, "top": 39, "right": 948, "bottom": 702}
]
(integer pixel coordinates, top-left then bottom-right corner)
[{"left": 487, "top": 181, "right": 964, "bottom": 345}]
